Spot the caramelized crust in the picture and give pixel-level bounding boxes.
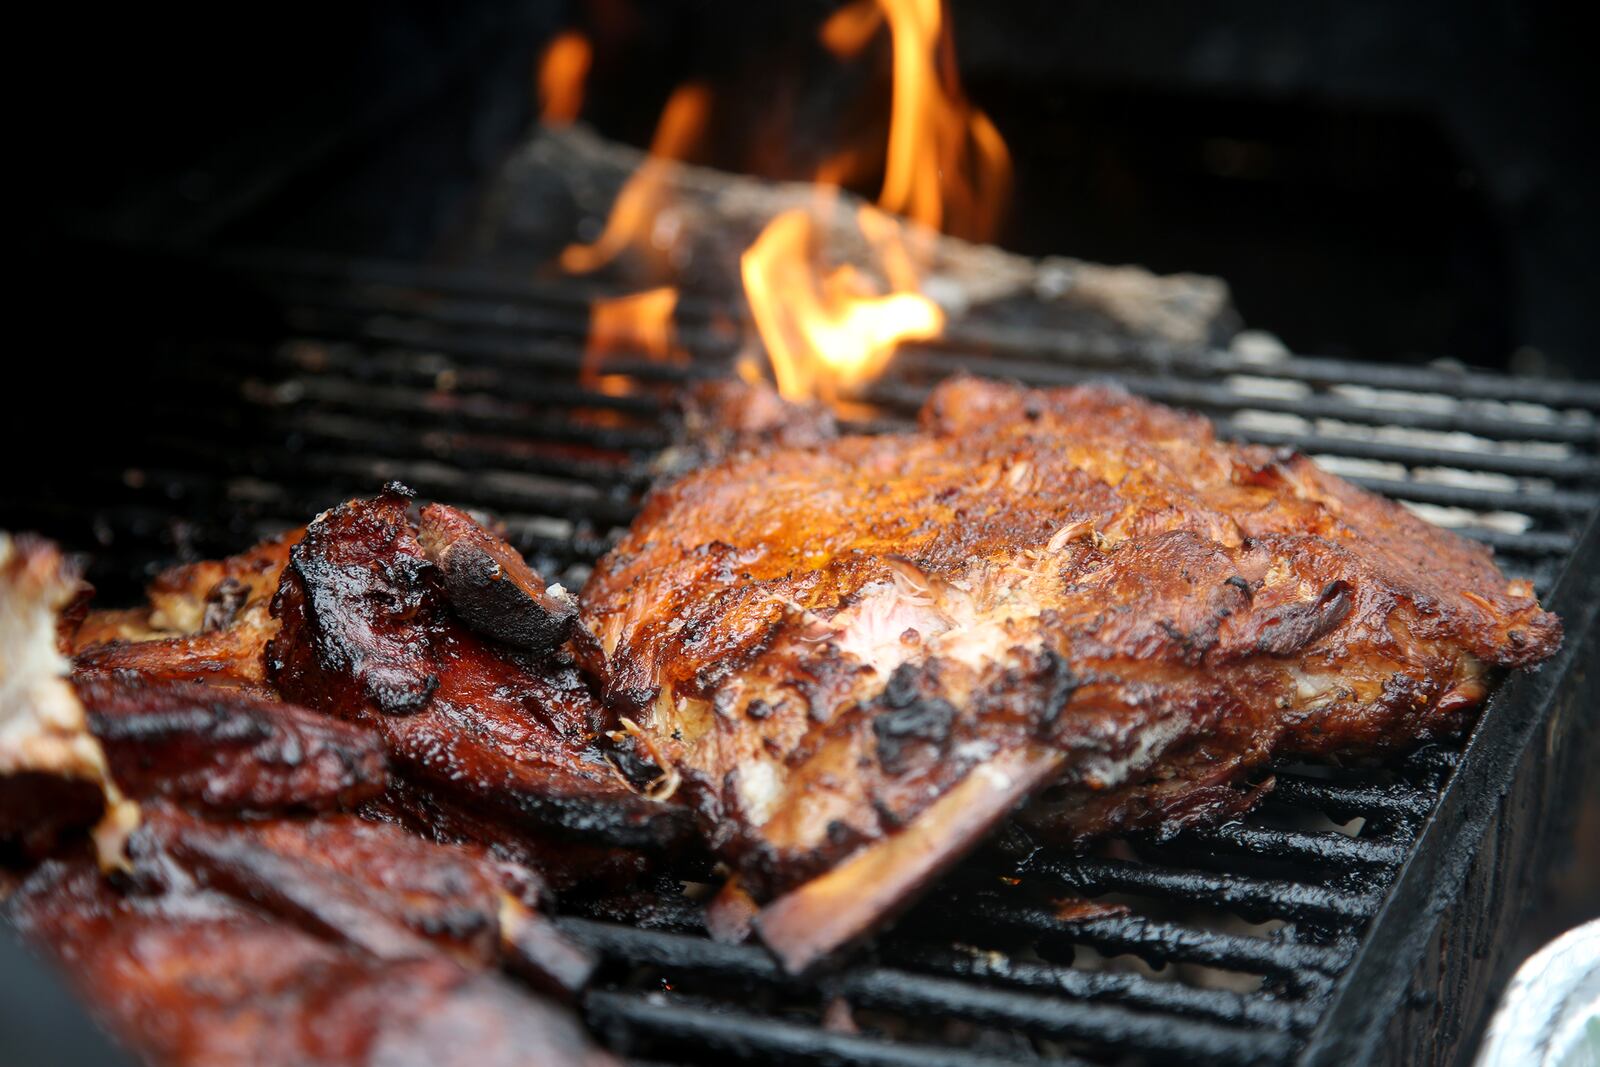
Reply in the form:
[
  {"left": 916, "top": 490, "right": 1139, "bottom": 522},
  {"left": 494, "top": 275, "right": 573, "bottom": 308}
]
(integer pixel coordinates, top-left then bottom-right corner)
[
  {"left": 582, "top": 377, "right": 1560, "bottom": 962},
  {"left": 268, "top": 486, "right": 688, "bottom": 847},
  {"left": 72, "top": 528, "right": 304, "bottom": 689},
  {"left": 418, "top": 504, "right": 578, "bottom": 653},
  {"left": 5, "top": 859, "right": 615, "bottom": 1067},
  {"left": 131, "top": 805, "right": 595, "bottom": 998},
  {"left": 77, "top": 675, "right": 388, "bottom": 814}
]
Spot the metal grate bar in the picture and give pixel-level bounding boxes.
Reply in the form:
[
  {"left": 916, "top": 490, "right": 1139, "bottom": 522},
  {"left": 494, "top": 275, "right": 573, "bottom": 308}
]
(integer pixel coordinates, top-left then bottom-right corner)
[
  {"left": 1209, "top": 423, "right": 1599, "bottom": 482},
  {"left": 1255, "top": 775, "right": 1436, "bottom": 825},
  {"left": 232, "top": 250, "right": 1600, "bottom": 409},
  {"left": 562, "top": 918, "right": 1315, "bottom": 1038},
  {"left": 839, "top": 967, "right": 1296, "bottom": 1065},
  {"left": 585, "top": 990, "right": 1071, "bottom": 1067},
  {"left": 1150, "top": 823, "right": 1409, "bottom": 870},
  {"left": 925, "top": 894, "right": 1352, "bottom": 979},
  {"left": 1011, "top": 856, "right": 1382, "bottom": 923},
  {"left": 1338, "top": 476, "right": 1598, "bottom": 518},
  {"left": 878, "top": 942, "right": 1323, "bottom": 1032},
  {"left": 890, "top": 351, "right": 1599, "bottom": 445}
]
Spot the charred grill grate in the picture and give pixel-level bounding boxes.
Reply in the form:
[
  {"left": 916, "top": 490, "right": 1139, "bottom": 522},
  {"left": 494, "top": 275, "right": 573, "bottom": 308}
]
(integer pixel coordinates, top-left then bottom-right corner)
[{"left": 7, "top": 253, "right": 1598, "bottom": 1066}]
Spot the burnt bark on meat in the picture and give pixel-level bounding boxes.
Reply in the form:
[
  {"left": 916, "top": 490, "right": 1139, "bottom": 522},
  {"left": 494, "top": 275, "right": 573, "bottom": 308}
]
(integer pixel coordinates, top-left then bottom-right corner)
[
  {"left": 419, "top": 503, "right": 578, "bottom": 652},
  {"left": 268, "top": 485, "right": 688, "bottom": 848},
  {"left": 78, "top": 676, "right": 387, "bottom": 813},
  {"left": 131, "top": 805, "right": 597, "bottom": 1001},
  {"left": 71, "top": 528, "right": 303, "bottom": 690},
  {"left": 5, "top": 859, "right": 616, "bottom": 1067},
  {"left": 581, "top": 376, "right": 1562, "bottom": 970},
  {"left": 360, "top": 776, "right": 653, "bottom": 895}
]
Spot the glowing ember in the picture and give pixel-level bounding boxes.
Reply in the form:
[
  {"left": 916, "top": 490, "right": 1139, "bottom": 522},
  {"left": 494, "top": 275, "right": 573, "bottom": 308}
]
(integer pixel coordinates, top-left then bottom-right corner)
[
  {"left": 537, "top": 31, "right": 592, "bottom": 126},
  {"left": 560, "top": 83, "right": 712, "bottom": 275},
  {"left": 822, "top": 0, "right": 1011, "bottom": 243},
  {"left": 741, "top": 205, "right": 943, "bottom": 405},
  {"left": 583, "top": 286, "right": 687, "bottom": 397}
]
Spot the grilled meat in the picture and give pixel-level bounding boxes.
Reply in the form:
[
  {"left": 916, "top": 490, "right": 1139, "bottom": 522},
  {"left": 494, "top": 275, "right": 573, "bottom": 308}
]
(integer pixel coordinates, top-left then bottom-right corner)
[
  {"left": 418, "top": 503, "right": 578, "bottom": 653},
  {"left": 6, "top": 858, "right": 615, "bottom": 1067},
  {"left": 72, "top": 528, "right": 303, "bottom": 691},
  {"left": 131, "top": 804, "right": 596, "bottom": 1000},
  {"left": 0, "top": 534, "right": 137, "bottom": 860},
  {"left": 268, "top": 484, "right": 687, "bottom": 847},
  {"left": 582, "top": 376, "right": 1561, "bottom": 970},
  {"left": 77, "top": 675, "right": 388, "bottom": 814},
  {"left": 2, "top": 529, "right": 613, "bottom": 1062}
]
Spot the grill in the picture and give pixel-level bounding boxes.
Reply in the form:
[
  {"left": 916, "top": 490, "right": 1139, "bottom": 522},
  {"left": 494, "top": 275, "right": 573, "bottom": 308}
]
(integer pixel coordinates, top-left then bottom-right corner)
[{"left": 6, "top": 248, "right": 1596, "bottom": 1067}]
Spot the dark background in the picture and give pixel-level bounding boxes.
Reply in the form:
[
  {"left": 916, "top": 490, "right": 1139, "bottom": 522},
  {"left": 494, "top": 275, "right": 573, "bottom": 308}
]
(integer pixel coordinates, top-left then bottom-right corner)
[
  {"left": 19, "top": 0, "right": 1599, "bottom": 375},
  {"left": 4, "top": 4, "right": 1596, "bottom": 1063}
]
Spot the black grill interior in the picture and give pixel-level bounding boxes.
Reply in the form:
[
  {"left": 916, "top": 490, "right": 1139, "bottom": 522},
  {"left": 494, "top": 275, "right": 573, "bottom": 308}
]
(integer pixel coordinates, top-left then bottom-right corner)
[{"left": 8, "top": 250, "right": 1597, "bottom": 1066}]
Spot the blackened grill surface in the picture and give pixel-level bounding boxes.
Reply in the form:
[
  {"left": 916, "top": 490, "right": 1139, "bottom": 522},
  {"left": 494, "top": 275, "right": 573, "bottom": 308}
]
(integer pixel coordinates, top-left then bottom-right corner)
[{"left": 4, "top": 252, "right": 1597, "bottom": 1067}]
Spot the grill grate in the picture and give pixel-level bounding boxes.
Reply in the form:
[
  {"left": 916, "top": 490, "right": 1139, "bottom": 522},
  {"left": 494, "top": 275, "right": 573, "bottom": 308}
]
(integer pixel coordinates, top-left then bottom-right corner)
[{"left": 8, "top": 252, "right": 1598, "bottom": 1066}]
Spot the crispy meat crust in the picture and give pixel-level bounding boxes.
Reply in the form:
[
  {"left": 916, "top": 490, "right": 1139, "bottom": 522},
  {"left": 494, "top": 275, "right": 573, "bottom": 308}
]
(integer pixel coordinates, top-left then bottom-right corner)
[
  {"left": 5, "top": 859, "right": 614, "bottom": 1067},
  {"left": 72, "top": 528, "right": 304, "bottom": 688},
  {"left": 130, "top": 804, "right": 594, "bottom": 997},
  {"left": 582, "top": 378, "right": 1561, "bottom": 907},
  {"left": 418, "top": 504, "right": 578, "bottom": 653},
  {"left": 267, "top": 486, "right": 688, "bottom": 847},
  {"left": 76, "top": 675, "right": 388, "bottom": 814}
]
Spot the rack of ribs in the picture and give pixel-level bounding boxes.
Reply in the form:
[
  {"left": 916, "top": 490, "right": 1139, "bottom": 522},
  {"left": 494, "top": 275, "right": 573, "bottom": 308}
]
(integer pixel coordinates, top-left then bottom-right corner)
[{"left": 580, "top": 376, "right": 1562, "bottom": 971}]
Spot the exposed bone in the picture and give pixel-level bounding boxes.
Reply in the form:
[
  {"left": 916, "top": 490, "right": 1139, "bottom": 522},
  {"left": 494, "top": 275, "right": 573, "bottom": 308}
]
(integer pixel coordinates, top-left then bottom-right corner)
[
  {"left": 499, "top": 898, "right": 598, "bottom": 1002},
  {"left": 754, "top": 745, "right": 1064, "bottom": 974},
  {"left": 705, "top": 876, "right": 759, "bottom": 945}
]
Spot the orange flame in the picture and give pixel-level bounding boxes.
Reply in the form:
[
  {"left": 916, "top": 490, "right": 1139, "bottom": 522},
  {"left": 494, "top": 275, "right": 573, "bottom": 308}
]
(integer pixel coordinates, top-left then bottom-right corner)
[
  {"left": 538, "top": 31, "right": 593, "bottom": 126},
  {"left": 583, "top": 286, "right": 687, "bottom": 397},
  {"left": 560, "top": 83, "right": 712, "bottom": 275},
  {"left": 822, "top": 0, "right": 1011, "bottom": 243},
  {"left": 741, "top": 205, "right": 943, "bottom": 405}
]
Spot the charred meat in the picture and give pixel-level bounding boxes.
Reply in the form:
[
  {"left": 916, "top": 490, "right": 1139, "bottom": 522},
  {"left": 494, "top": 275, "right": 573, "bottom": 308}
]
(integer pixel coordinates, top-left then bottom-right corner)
[
  {"left": 6, "top": 858, "right": 614, "bottom": 1067},
  {"left": 581, "top": 376, "right": 1561, "bottom": 969},
  {"left": 71, "top": 528, "right": 303, "bottom": 692},
  {"left": 77, "top": 676, "right": 388, "bottom": 815},
  {"left": 268, "top": 484, "right": 687, "bottom": 847}
]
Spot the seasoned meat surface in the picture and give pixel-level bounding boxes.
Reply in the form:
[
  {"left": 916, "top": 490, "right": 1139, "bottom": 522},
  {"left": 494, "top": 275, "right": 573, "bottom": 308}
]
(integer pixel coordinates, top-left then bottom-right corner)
[
  {"left": 268, "top": 485, "right": 686, "bottom": 847},
  {"left": 72, "top": 529, "right": 303, "bottom": 689},
  {"left": 77, "top": 675, "right": 388, "bottom": 814},
  {"left": 6, "top": 859, "right": 615, "bottom": 1067},
  {"left": 418, "top": 503, "right": 579, "bottom": 653},
  {"left": 581, "top": 376, "right": 1560, "bottom": 968}
]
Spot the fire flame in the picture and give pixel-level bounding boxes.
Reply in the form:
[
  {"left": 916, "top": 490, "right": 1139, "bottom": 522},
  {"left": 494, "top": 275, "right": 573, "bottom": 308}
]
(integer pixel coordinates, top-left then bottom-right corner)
[
  {"left": 741, "top": 205, "right": 943, "bottom": 406},
  {"left": 742, "top": 0, "right": 1006, "bottom": 405},
  {"left": 583, "top": 286, "right": 687, "bottom": 397},
  {"left": 538, "top": 31, "right": 593, "bottom": 126},
  {"left": 556, "top": 1, "right": 1009, "bottom": 409},
  {"left": 822, "top": 0, "right": 1011, "bottom": 243},
  {"left": 560, "top": 83, "right": 711, "bottom": 275}
]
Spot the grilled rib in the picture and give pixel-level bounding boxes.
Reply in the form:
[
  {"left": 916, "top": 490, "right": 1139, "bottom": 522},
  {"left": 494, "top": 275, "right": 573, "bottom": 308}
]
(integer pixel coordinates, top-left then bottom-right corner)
[
  {"left": 581, "top": 376, "right": 1562, "bottom": 970},
  {"left": 6, "top": 857, "right": 615, "bottom": 1067},
  {"left": 268, "top": 484, "right": 687, "bottom": 848},
  {"left": 72, "top": 528, "right": 304, "bottom": 692},
  {"left": 77, "top": 675, "right": 389, "bottom": 814}
]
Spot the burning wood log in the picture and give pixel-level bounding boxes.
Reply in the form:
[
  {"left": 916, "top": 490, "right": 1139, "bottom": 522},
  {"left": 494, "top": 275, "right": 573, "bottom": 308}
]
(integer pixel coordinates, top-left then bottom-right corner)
[{"left": 472, "top": 123, "right": 1236, "bottom": 347}]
